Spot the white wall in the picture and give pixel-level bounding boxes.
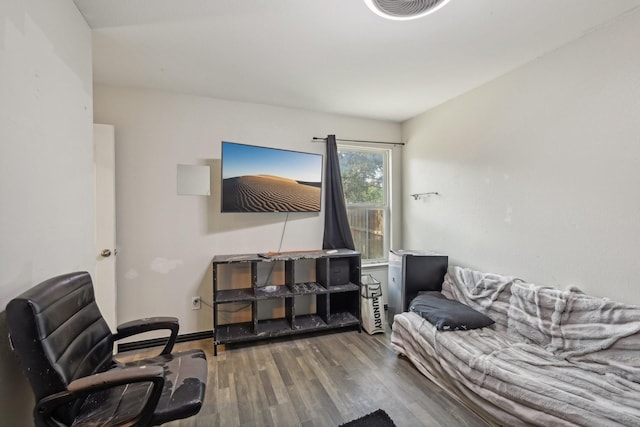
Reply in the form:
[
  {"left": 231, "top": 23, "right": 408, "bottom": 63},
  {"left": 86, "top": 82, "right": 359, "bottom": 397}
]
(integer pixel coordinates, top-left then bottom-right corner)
[
  {"left": 0, "top": 0, "right": 94, "bottom": 423},
  {"left": 402, "top": 8, "right": 640, "bottom": 305},
  {"left": 93, "top": 85, "right": 401, "bottom": 335}
]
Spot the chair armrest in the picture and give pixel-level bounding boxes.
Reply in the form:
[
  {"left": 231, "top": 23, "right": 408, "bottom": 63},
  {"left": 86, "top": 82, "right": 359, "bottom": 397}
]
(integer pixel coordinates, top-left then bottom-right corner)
[
  {"left": 114, "top": 316, "right": 179, "bottom": 354},
  {"left": 67, "top": 365, "right": 165, "bottom": 393},
  {"left": 35, "top": 366, "right": 165, "bottom": 427}
]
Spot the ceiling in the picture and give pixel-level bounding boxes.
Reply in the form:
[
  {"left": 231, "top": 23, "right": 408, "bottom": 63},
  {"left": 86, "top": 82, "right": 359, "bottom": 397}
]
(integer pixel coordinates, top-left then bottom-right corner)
[{"left": 74, "top": 0, "right": 640, "bottom": 122}]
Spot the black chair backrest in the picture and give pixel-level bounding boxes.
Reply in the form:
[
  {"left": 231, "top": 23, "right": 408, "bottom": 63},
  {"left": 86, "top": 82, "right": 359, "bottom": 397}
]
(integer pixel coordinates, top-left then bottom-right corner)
[{"left": 7, "top": 271, "right": 114, "bottom": 422}]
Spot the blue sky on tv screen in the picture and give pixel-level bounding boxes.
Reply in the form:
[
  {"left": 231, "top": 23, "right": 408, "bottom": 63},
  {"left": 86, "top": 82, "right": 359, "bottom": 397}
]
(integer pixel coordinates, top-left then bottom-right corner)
[{"left": 222, "top": 142, "right": 322, "bottom": 182}]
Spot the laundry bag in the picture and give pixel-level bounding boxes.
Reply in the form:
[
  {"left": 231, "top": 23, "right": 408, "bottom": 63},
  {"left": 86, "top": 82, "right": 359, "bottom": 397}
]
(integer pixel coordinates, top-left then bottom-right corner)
[{"left": 361, "top": 274, "right": 385, "bottom": 335}]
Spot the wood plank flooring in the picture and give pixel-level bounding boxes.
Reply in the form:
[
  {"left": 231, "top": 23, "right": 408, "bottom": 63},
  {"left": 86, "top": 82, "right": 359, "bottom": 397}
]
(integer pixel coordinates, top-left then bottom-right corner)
[{"left": 121, "top": 330, "right": 491, "bottom": 427}]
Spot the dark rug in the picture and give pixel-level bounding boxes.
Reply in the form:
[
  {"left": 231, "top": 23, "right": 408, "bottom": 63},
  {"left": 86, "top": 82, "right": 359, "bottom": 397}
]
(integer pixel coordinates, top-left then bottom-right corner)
[{"left": 339, "top": 409, "right": 397, "bottom": 427}]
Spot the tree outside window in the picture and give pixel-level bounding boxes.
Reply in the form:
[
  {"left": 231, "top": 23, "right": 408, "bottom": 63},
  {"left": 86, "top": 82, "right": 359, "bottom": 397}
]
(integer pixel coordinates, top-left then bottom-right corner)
[{"left": 338, "top": 146, "right": 389, "bottom": 263}]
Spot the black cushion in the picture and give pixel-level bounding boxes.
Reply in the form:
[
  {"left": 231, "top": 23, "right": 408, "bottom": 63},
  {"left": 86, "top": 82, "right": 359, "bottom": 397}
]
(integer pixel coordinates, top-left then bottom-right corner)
[
  {"left": 121, "top": 351, "right": 207, "bottom": 425},
  {"left": 409, "top": 292, "right": 495, "bottom": 331}
]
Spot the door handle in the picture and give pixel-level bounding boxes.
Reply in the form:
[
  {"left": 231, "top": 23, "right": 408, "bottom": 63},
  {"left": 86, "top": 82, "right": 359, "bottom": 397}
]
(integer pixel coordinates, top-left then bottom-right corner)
[{"left": 100, "top": 249, "right": 112, "bottom": 258}]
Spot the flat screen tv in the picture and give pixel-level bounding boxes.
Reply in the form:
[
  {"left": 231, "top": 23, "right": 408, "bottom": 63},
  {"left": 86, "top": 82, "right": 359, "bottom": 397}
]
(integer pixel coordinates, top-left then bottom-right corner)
[{"left": 221, "top": 141, "right": 323, "bottom": 213}]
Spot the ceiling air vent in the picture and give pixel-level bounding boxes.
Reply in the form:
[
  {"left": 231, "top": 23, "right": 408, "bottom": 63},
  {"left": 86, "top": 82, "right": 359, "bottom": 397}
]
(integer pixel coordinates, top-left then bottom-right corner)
[{"left": 364, "top": 0, "right": 451, "bottom": 20}]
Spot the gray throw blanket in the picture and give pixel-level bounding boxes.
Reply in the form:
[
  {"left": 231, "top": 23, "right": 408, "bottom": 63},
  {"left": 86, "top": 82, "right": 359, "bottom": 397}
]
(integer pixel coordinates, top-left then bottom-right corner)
[{"left": 391, "top": 266, "right": 640, "bottom": 426}]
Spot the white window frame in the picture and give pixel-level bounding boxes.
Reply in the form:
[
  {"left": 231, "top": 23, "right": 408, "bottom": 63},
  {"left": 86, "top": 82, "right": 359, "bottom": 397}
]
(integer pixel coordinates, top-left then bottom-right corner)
[{"left": 337, "top": 143, "right": 392, "bottom": 265}]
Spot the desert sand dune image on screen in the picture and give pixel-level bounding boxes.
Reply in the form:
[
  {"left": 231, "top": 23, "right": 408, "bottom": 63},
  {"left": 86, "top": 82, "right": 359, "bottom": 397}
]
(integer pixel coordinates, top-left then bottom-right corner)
[{"left": 222, "top": 175, "right": 321, "bottom": 212}]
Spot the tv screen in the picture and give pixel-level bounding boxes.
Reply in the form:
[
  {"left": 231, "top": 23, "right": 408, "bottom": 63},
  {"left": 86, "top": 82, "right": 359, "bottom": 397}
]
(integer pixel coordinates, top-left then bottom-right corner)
[{"left": 221, "top": 141, "right": 323, "bottom": 213}]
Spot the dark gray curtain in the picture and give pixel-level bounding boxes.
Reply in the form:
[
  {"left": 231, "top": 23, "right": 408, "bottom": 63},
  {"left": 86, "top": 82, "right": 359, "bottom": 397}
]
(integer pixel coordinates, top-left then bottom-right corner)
[{"left": 322, "top": 135, "right": 355, "bottom": 250}]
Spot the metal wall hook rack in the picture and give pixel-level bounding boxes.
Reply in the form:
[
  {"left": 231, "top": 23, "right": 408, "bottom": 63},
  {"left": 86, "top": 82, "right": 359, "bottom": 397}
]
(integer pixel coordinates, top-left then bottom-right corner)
[{"left": 410, "top": 192, "right": 439, "bottom": 200}]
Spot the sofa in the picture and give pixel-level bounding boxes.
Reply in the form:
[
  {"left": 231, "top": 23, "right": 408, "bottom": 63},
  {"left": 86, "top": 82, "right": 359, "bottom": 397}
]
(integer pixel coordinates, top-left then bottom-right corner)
[{"left": 390, "top": 266, "right": 640, "bottom": 426}]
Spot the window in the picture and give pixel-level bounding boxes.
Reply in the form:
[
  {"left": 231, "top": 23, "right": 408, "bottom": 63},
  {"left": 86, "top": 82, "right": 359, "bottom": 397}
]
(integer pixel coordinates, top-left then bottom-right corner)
[{"left": 338, "top": 145, "right": 391, "bottom": 264}]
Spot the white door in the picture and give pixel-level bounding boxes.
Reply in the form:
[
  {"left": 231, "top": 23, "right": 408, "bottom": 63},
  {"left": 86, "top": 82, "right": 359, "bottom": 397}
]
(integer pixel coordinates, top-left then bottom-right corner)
[{"left": 94, "top": 124, "right": 117, "bottom": 330}]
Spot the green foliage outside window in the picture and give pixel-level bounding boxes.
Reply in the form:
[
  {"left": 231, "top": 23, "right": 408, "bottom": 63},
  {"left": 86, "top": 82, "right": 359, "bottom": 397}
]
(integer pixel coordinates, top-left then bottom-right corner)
[{"left": 338, "top": 151, "right": 384, "bottom": 204}]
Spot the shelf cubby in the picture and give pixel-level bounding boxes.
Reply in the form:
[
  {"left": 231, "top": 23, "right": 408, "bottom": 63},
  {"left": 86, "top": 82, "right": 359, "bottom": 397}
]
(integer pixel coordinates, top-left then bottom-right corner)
[
  {"left": 215, "top": 322, "right": 255, "bottom": 343},
  {"left": 293, "top": 314, "right": 328, "bottom": 331},
  {"left": 254, "top": 285, "right": 292, "bottom": 299},
  {"left": 215, "top": 288, "right": 254, "bottom": 303},
  {"left": 290, "top": 282, "right": 327, "bottom": 295},
  {"left": 256, "top": 318, "right": 292, "bottom": 336}
]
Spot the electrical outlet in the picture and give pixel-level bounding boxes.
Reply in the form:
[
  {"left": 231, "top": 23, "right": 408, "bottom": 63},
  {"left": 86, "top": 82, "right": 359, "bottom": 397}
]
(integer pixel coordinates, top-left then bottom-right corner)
[{"left": 191, "top": 296, "right": 201, "bottom": 310}]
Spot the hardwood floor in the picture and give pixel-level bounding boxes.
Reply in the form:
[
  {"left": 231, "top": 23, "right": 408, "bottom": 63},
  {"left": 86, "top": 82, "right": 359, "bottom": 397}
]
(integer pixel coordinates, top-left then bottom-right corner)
[{"left": 123, "top": 330, "right": 490, "bottom": 427}]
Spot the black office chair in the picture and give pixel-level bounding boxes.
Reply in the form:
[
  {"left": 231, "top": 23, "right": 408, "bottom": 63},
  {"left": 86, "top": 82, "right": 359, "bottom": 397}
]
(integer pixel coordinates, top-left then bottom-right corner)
[{"left": 6, "top": 271, "right": 207, "bottom": 427}]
